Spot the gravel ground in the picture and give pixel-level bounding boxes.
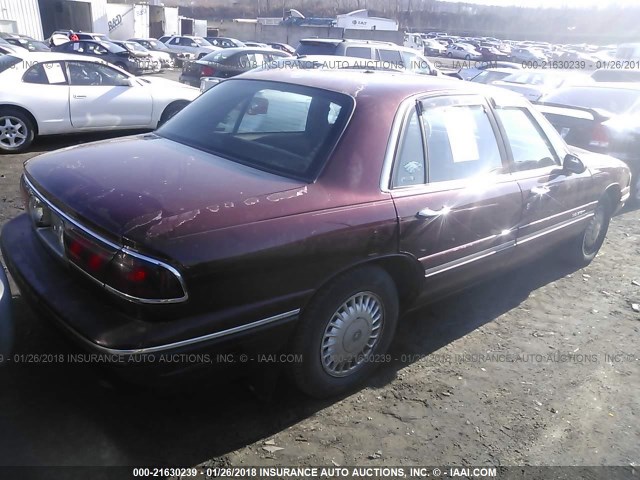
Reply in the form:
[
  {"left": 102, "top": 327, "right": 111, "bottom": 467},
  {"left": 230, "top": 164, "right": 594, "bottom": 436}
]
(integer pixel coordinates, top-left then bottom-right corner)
[{"left": 0, "top": 73, "right": 638, "bottom": 471}]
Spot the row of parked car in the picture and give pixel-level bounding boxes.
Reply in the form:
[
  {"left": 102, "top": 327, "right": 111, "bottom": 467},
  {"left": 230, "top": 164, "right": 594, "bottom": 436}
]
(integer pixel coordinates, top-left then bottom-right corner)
[{"left": 416, "top": 32, "right": 621, "bottom": 64}]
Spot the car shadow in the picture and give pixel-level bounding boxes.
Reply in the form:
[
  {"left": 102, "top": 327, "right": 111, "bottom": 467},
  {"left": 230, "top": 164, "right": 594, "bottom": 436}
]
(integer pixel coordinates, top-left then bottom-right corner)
[{"left": 0, "top": 250, "right": 580, "bottom": 467}]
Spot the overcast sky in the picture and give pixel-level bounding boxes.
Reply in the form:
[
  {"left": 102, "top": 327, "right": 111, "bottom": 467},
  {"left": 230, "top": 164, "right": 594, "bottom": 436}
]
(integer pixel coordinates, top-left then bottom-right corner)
[{"left": 441, "top": 0, "right": 638, "bottom": 7}]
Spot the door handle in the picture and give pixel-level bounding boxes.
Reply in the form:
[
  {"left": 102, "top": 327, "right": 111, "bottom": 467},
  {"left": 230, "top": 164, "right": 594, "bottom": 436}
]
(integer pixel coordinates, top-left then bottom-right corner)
[
  {"left": 73, "top": 94, "right": 87, "bottom": 99},
  {"left": 417, "top": 206, "right": 451, "bottom": 218},
  {"left": 531, "top": 185, "right": 551, "bottom": 195}
]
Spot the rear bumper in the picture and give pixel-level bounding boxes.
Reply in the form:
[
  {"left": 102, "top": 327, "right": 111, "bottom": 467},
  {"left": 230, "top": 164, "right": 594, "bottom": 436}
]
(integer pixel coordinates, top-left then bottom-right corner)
[{"left": 1, "top": 214, "right": 299, "bottom": 375}]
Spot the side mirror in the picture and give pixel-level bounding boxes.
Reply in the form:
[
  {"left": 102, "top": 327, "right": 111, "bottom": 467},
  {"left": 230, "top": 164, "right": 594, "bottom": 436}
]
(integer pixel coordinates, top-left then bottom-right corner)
[
  {"left": 247, "top": 97, "right": 269, "bottom": 116},
  {"left": 563, "top": 154, "right": 586, "bottom": 174},
  {"left": 115, "top": 77, "right": 132, "bottom": 87}
]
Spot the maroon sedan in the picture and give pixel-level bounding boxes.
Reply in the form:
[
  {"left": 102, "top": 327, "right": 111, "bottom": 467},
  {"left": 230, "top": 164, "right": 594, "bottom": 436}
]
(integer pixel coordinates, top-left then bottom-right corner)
[{"left": 0, "top": 70, "right": 631, "bottom": 397}]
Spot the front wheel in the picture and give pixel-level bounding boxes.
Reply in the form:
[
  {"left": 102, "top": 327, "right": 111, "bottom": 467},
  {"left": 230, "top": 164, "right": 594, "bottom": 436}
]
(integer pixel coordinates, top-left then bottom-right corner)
[
  {"left": 0, "top": 108, "right": 35, "bottom": 154},
  {"left": 562, "top": 197, "right": 611, "bottom": 267},
  {"left": 157, "top": 101, "right": 188, "bottom": 128},
  {"left": 289, "top": 266, "right": 399, "bottom": 398}
]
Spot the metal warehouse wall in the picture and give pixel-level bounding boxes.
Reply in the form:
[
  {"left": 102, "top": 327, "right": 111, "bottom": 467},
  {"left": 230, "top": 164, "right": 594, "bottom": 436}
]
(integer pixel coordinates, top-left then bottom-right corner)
[{"left": 0, "top": 0, "right": 44, "bottom": 39}]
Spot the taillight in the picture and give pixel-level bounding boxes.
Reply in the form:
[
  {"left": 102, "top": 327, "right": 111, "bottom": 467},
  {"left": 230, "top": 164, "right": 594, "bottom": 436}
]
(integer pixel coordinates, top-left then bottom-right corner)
[
  {"left": 103, "top": 250, "right": 186, "bottom": 302},
  {"left": 200, "top": 65, "right": 215, "bottom": 76},
  {"left": 589, "top": 123, "right": 610, "bottom": 149},
  {"left": 64, "top": 227, "right": 116, "bottom": 281}
]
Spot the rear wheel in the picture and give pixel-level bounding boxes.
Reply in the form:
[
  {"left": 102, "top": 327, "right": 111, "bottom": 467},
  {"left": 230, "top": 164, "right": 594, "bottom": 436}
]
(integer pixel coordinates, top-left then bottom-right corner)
[
  {"left": 562, "top": 196, "right": 611, "bottom": 267},
  {"left": 0, "top": 108, "right": 35, "bottom": 154},
  {"left": 447, "top": 52, "right": 453, "bottom": 58},
  {"left": 290, "top": 266, "right": 399, "bottom": 398}
]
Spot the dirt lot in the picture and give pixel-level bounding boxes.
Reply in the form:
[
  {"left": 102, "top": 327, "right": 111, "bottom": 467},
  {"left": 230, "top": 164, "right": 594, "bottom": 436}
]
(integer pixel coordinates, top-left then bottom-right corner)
[{"left": 0, "top": 131, "right": 638, "bottom": 471}]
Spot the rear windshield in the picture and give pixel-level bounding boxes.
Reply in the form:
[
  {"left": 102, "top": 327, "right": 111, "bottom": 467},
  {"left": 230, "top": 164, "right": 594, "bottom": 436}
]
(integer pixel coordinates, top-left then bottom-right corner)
[
  {"left": 0, "top": 55, "right": 21, "bottom": 74},
  {"left": 200, "top": 50, "right": 236, "bottom": 63},
  {"left": 296, "top": 42, "right": 339, "bottom": 56},
  {"left": 542, "top": 87, "right": 640, "bottom": 115},
  {"left": 157, "top": 79, "right": 354, "bottom": 181}
]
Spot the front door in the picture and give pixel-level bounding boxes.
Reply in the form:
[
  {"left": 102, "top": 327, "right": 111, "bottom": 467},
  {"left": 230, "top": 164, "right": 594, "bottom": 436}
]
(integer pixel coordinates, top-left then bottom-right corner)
[
  {"left": 390, "top": 94, "right": 523, "bottom": 298},
  {"left": 491, "top": 102, "right": 594, "bottom": 252},
  {"left": 67, "top": 61, "right": 153, "bottom": 128}
]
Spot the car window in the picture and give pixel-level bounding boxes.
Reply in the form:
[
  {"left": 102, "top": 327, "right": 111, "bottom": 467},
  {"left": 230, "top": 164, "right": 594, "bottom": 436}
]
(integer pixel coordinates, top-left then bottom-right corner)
[
  {"left": 378, "top": 49, "right": 402, "bottom": 63},
  {"left": 392, "top": 108, "right": 426, "bottom": 188},
  {"left": 157, "top": 79, "right": 353, "bottom": 181},
  {"left": 400, "top": 51, "right": 432, "bottom": 75},
  {"left": 345, "top": 46, "right": 372, "bottom": 59},
  {"left": 23, "top": 62, "right": 67, "bottom": 85},
  {"left": 168, "top": 38, "right": 180, "bottom": 45},
  {"left": 495, "top": 107, "right": 559, "bottom": 171},
  {"left": 421, "top": 100, "right": 503, "bottom": 183},
  {"left": 67, "top": 61, "right": 129, "bottom": 87},
  {"left": 0, "top": 54, "right": 21, "bottom": 73}
]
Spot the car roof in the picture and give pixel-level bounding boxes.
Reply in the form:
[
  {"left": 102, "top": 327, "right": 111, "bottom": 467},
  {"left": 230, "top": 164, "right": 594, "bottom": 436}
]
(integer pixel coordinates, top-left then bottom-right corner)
[{"left": 240, "top": 68, "right": 524, "bottom": 104}]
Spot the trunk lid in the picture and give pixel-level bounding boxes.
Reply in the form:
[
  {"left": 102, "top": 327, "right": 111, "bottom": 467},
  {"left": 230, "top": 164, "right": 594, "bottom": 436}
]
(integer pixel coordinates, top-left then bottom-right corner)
[{"left": 24, "top": 134, "right": 317, "bottom": 246}]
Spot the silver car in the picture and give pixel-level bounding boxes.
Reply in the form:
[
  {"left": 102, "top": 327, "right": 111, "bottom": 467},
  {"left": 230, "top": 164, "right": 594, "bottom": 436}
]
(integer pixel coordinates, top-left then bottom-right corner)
[{"left": 164, "top": 35, "right": 220, "bottom": 59}]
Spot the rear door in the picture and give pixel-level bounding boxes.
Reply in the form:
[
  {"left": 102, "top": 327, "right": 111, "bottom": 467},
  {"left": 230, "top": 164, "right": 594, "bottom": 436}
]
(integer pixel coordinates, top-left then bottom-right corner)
[
  {"left": 389, "top": 94, "right": 523, "bottom": 298},
  {"left": 67, "top": 61, "right": 153, "bottom": 128}
]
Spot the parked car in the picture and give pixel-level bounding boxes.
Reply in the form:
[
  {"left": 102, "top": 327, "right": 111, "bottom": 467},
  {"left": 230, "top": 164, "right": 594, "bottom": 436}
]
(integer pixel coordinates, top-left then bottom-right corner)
[
  {"left": 266, "top": 42, "right": 296, "bottom": 55},
  {"left": 111, "top": 40, "right": 161, "bottom": 73},
  {"left": 423, "top": 39, "right": 447, "bottom": 56},
  {"left": 180, "top": 47, "right": 290, "bottom": 87},
  {"left": 198, "top": 54, "right": 413, "bottom": 92},
  {"left": 510, "top": 47, "right": 547, "bottom": 63},
  {"left": 52, "top": 40, "right": 156, "bottom": 75},
  {"left": 242, "top": 41, "right": 269, "bottom": 48},
  {"left": 127, "top": 38, "right": 175, "bottom": 69},
  {"left": 477, "top": 45, "right": 509, "bottom": 62},
  {"left": 0, "top": 70, "right": 630, "bottom": 398},
  {"left": 0, "top": 37, "right": 28, "bottom": 55},
  {"left": 0, "top": 52, "right": 199, "bottom": 153},
  {"left": 537, "top": 83, "right": 640, "bottom": 201},
  {"left": 591, "top": 69, "right": 640, "bottom": 83},
  {"left": 492, "top": 70, "right": 593, "bottom": 101},
  {"left": 0, "top": 33, "right": 50, "bottom": 52},
  {"left": 296, "top": 38, "right": 398, "bottom": 58},
  {"left": 295, "top": 39, "right": 442, "bottom": 76},
  {"left": 445, "top": 43, "right": 482, "bottom": 60},
  {"left": 457, "top": 61, "right": 522, "bottom": 81},
  {"left": 47, "top": 31, "right": 109, "bottom": 45},
  {"left": 204, "top": 37, "right": 245, "bottom": 48},
  {"left": 469, "top": 67, "right": 516, "bottom": 84},
  {"left": 163, "top": 35, "right": 220, "bottom": 59}
]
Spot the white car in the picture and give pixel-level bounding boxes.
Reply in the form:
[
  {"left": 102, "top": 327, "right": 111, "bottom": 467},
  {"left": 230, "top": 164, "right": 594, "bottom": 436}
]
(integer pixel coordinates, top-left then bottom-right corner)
[
  {"left": 445, "top": 43, "right": 482, "bottom": 60},
  {"left": 0, "top": 52, "right": 200, "bottom": 153},
  {"left": 492, "top": 70, "right": 593, "bottom": 102}
]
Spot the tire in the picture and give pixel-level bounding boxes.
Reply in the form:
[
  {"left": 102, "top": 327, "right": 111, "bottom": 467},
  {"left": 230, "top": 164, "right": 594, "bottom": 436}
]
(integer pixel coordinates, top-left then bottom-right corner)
[
  {"left": 0, "top": 107, "right": 35, "bottom": 154},
  {"left": 447, "top": 52, "right": 453, "bottom": 58},
  {"left": 157, "top": 101, "right": 188, "bottom": 128},
  {"left": 562, "top": 196, "right": 612, "bottom": 267},
  {"left": 465, "top": 54, "right": 471, "bottom": 60},
  {"left": 289, "top": 266, "right": 399, "bottom": 398}
]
